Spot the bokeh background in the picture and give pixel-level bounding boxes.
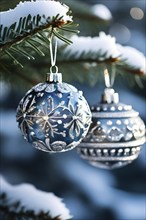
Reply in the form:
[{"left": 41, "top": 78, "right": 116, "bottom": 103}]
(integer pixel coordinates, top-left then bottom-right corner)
[{"left": 0, "top": 0, "right": 146, "bottom": 220}]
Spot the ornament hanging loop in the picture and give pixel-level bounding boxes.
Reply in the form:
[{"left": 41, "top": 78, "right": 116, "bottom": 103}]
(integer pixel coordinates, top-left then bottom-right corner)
[
  {"left": 49, "top": 36, "right": 58, "bottom": 72},
  {"left": 47, "top": 36, "right": 62, "bottom": 83},
  {"left": 50, "top": 65, "right": 58, "bottom": 74}
]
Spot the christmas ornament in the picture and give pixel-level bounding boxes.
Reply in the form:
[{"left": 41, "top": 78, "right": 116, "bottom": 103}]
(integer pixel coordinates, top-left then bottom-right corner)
[
  {"left": 78, "top": 69, "right": 145, "bottom": 169},
  {"left": 16, "top": 38, "right": 92, "bottom": 153}
]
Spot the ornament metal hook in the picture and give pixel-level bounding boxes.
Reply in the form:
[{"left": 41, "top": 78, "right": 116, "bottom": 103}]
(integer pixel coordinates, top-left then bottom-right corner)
[
  {"left": 102, "top": 67, "right": 119, "bottom": 104},
  {"left": 104, "top": 68, "right": 111, "bottom": 88},
  {"left": 104, "top": 65, "right": 116, "bottom": 88},
  {"left": 50, "top": 65, "right": 58, "bottom": 74}
]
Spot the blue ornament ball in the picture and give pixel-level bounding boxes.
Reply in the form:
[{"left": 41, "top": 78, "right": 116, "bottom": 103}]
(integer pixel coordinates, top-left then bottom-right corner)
[{"left": 16, "top": 82, "right": 92, "bottom": 152}]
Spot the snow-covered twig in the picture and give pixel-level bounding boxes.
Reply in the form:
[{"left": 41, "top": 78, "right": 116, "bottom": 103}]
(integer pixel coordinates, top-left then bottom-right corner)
[
  {"left": 0, "top": 0, "right": 77, "bottom": 67},
  {"left": 63, "top": 32, "right": 120, "bottom": 61},
  {"left": 62, "top": 32, "right": 146, "bottom": 75},
  {"left": 0, "top": 176, "right": 72, "bottom": 220},
  {"left": 117, "top": 44, "right": 146, "bottom": 75},
  {"left": 0, "top": 0, "right": 72, "bottom": 36},
  {"left": 0, "top": 0, "right": 74, "bottom": 49}
]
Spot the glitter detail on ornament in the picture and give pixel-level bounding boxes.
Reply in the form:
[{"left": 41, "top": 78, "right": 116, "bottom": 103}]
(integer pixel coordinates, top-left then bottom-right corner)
[
  {"left": 116, "top": 120, "right": 122, "bottom": 125},
  {"left": 16, "top": 79, "right": 92, "bottom": 153},
  {"left": 107, "top": 120, "right": 112, "bottom": 126},
  {"left": 107, "top": 127, "right": 124, "bottom": 142}
]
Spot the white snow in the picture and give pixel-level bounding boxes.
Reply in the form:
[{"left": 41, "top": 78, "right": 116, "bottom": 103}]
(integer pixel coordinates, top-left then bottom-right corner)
[
  {"left": 63, "top": 32, "right": 146, "bottom": 74},
  {"left": 64, "top": 32, "right": 120, "bottom": 60},
  {"left": 0, "top": 176, "right": 72, "bottom": 220},
  {"left": 117, "top": 44, "right": 146, "bottom": 74},
  {"left": 0, "top": 0, "right": 72, "bottom": 36},
  {"left": 91, "top": 4, "right": 112, "bottom": 20}
]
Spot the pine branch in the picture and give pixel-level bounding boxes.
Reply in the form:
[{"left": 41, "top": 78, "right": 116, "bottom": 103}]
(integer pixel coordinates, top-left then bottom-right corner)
[
  {"left": 0, "top": 1, "right": 78, "bottom": 65},
  {"left": 0, "top": 62, "right": 38, "bottom": 85},
  {"left": 0, "top": 15, "right": 73, "bottom": 50},
  {"left": 56, "top": 58, "right": 145, "bottom": 76},
  {"left": 0, "top": 176, "right": 72, "bottom": 220},
  {"left": 61, "top": 33, "right": 146, "bottom": 76},
  {"left": 0, "top": 204, "right": 61, "bottom": 220},
  {"left": 0, "top": 1, "right": 145, "bottom": 88}
]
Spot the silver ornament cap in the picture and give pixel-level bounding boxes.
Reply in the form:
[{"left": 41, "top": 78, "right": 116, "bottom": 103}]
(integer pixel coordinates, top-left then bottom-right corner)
[
  {"left": 78, "top": 88, "right": 146, "bottom": 169},
  {"left": 46, "top": 72, "right": 62, "bottom": 83}
]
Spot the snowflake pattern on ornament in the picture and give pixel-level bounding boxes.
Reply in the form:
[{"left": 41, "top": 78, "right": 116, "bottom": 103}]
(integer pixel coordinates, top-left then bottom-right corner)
[{"left": 16, "top": 82, "right": 92, "bottom": 152}]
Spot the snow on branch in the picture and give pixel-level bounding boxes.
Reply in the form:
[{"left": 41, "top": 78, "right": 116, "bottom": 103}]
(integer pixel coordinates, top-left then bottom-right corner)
[
  {"left": 0, "top": 0, "right": 73, "bottom": 47},
  {"left": 117, "top": 44, "right": 146, "bottom": 75},
  {"left": 91, "top": 4, "right": 112, "bottom": 21},
  {"left": 0, "top": 0, "right": 72, "bottom": 32},
  {"left": 0, "top": 176, "right": 72, "bottom": 220},
  {"left": 63, "top": 32, "right": 120, "bottom": 62},
  {"left": 0, "top": 0, "right": 77, "bottom": 67},
  {"left": 62, "top": 32, "right": 146, "bottom": 75}
]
